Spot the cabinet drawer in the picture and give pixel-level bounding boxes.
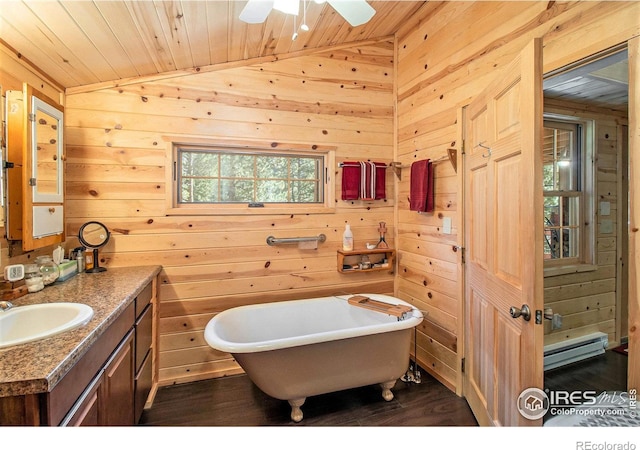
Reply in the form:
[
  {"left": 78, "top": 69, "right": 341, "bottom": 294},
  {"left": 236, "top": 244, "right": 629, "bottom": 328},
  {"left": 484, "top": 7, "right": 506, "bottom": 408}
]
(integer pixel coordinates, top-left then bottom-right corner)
[
  {"left": 135, "top": 282, "right": 153, "bottom": 318},
  {"left": 135, "top": 303, "right": 152, "bottom": 373},
  {"left": 134, "top": 350, "right": 152, "bottom": 423}
]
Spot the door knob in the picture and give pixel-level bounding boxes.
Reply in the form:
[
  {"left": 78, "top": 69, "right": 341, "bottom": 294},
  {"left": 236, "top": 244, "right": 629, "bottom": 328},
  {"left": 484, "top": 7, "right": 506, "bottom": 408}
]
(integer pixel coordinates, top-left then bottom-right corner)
[{"left": 509, "top": 304, "right": 531, "bottom": 321}]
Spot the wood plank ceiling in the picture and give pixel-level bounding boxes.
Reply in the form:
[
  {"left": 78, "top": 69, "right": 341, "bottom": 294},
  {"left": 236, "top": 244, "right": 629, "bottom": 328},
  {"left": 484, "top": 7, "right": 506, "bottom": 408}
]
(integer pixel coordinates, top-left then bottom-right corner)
[{"left": 0, "top": 0, "right": 427, "bottom": 90}]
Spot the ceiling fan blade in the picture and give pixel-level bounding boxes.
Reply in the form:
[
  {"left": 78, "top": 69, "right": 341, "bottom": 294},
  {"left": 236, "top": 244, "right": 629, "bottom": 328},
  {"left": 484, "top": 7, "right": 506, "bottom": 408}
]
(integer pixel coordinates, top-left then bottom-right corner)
[
  {"left": 239, "top": 0, "right": 275, "bottom": 24},
  {"left": 327, "top": 0, "right": 376, "bottom": 27}
]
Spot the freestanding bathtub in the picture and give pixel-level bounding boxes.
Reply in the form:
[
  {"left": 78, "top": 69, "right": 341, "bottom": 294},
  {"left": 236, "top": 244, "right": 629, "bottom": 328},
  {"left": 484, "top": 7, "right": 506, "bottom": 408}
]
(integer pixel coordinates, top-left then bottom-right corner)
[{"left": 204, "top": 293, "right": 423, "bottom": 422}]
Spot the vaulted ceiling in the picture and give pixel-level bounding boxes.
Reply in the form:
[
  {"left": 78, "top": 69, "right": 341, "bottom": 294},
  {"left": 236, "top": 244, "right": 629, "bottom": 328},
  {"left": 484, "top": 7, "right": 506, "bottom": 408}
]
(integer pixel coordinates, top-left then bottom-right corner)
[{"left": 0, "top": 0, "right": 427, "bottom": 90}]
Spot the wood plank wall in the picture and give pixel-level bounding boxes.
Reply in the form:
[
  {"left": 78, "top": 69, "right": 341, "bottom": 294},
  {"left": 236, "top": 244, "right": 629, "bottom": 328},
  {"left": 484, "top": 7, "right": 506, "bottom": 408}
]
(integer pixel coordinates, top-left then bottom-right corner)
[
  {"left": 543, "top": 99, "right": 628, "bottom": 347},
  {"left": 63, "top": 41, "right": 396, "bottom": 385},
  {"left": 395, "top": 1, "right": 639, "bottom": 394}
]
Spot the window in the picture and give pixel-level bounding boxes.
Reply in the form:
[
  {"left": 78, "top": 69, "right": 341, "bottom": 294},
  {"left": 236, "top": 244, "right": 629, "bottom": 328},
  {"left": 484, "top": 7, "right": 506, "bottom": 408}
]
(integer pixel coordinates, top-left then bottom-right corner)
[
  {"left": 169, "top": 143, "right": 334, "bottom": 215},
  {"left": 542, "top": 118, "right": 594, "bottom": 268}
]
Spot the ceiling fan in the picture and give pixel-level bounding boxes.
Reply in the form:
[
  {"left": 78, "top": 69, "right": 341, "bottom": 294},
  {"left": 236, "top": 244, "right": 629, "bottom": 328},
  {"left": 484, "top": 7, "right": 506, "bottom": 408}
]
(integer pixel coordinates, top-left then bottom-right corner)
[{"left": 240, "top": 0, "right": 376, "bottom": 27}]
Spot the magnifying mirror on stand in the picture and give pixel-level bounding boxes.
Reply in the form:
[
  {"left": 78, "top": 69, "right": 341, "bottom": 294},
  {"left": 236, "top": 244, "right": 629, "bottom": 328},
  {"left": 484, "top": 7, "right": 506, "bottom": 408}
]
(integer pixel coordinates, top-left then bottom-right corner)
[{"left": 78, "top": 221, "right": 110, "bottom": 273}]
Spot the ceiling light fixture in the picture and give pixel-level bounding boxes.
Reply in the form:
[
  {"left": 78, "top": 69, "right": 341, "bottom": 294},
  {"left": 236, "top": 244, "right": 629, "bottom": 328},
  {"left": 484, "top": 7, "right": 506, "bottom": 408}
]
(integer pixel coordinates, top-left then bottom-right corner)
[
  {"left": 240, "top": 0, "right": 375, "bottom": 40},
  {"left": 300, "top": 0, "right": 309, "bottom": 32}
]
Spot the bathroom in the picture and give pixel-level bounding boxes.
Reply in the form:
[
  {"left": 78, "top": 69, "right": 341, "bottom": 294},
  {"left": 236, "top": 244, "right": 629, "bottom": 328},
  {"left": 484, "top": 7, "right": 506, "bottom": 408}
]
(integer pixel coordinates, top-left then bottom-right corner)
[{"left": 0, "top": 0, "right": 638, "bottom": 437}]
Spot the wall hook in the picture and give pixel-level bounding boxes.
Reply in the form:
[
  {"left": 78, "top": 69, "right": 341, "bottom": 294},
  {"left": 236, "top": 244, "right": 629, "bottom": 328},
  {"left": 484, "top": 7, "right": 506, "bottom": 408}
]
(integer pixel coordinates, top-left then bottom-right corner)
[{"left": 476, "top": 142, "right": 492, "bottom": 158}]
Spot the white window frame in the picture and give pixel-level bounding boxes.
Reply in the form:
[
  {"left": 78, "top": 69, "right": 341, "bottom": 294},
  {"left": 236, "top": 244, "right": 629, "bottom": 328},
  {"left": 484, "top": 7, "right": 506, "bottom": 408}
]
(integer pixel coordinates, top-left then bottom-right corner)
[
  {"left": 165, "top": 138, "right": 335, "bottom": 216},
  {"left": 543, "top": 113, "right": 596, "bottom": 275}
]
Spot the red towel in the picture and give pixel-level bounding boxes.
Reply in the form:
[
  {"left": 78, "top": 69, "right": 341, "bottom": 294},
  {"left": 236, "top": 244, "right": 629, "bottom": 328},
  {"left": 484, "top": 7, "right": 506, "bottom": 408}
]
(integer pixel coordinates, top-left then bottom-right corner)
[
  {"left": 341, "top": 162, "right": 360, "bottom": 200},
  {"left": 341, "top": 161, "right": 386, "bottom": 200},
  {"left": 374, "top": 162, "right": 386, "bottom": 200},
  {"left": 409, "top": 159, "right": 434, "bottom": 212}
]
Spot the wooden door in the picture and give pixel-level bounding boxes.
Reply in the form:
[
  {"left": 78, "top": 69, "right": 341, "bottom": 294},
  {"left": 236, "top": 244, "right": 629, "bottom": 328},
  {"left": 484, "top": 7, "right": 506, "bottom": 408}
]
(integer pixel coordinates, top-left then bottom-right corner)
[
  {"left": 463, "top": 39, "right": 544, "bottom": 426},
  {"left": 628, "top": 35, "right": 639, "bottom": 393}
]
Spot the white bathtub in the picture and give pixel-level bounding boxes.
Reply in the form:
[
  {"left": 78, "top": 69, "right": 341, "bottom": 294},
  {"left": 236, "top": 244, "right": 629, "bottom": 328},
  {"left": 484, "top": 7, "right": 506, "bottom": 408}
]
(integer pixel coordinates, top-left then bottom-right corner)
[{"left": 204, "top": 294, "right": 423, "bottom": 422}]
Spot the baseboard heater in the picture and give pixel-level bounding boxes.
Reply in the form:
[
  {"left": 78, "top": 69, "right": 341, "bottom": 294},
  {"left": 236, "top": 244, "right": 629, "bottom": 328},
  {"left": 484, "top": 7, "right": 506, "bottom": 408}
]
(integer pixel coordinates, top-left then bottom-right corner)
[{"left": 544, "top": 332, "right": 608, "bottom": 371}]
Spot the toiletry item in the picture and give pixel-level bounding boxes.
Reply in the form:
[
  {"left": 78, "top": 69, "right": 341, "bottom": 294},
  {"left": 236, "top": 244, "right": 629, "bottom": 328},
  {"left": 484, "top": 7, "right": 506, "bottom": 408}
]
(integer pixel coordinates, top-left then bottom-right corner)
[
  {"left": 24, "top": 264, "right": 44, "bottom": 293},
  {"left": 342, "top": 224, "right": 353, "bottom": 251},
  {"left": 57, "top": 260, "right": 79, "bottom": 282},
  {"left": 75, "top": 247, "right": 86, "bottom": 272},
  {"left": 36, "top": 255, "right": 60, "bottom": 286},
  {"left": 85, "top": 252, "right": 94, "bottom": 271},
  {"left": 53, "top": 245, "right": 64, "bottom": 265}
]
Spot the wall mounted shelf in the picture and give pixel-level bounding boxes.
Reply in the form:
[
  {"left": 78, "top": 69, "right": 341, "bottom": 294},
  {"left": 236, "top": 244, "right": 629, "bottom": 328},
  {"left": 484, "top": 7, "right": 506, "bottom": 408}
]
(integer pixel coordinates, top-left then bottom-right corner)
[{"left": 337, "top": 248, "right": 395, "bottom": 273}]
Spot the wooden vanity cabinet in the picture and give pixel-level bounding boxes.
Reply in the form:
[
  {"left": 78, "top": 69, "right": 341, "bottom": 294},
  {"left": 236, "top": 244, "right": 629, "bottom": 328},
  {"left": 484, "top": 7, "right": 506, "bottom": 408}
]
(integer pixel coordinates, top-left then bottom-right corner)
[
  {"left": 60, "top": 281, "right": 155, "bottom": 426},
  {"left": 56, "top": 305, "right": 135, "bottom": 426},
  {"left": 63, "top": 330, "right": 134, "bottom": 426},
  {"left": 60, "top": 281, "right": 154, "bottom": 426},
  {"left": 0, "top": 279, "right": 157, "bottom": 426},
  {"left": 52, "top": 302, "right": 135, "bottom": 426}
]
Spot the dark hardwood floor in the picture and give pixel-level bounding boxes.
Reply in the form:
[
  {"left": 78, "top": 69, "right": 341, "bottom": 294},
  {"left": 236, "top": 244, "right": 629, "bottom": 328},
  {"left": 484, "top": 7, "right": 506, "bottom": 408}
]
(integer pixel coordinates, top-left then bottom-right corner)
[
  {"left": 139, "top": 351, "right": 627, "bottom": 427},
  {"left": 139, "top": 368, "right": 478, "bottom": 426},
  {"left": 544, "top": 350, "right": 628, "bottom": 394}
]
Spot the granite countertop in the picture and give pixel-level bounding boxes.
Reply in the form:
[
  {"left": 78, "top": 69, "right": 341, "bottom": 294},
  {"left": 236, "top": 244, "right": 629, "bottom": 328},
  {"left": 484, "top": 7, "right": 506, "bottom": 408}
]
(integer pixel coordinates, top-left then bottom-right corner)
[{"left": 0, "top": 265, "right": 161, "bottom": 398}]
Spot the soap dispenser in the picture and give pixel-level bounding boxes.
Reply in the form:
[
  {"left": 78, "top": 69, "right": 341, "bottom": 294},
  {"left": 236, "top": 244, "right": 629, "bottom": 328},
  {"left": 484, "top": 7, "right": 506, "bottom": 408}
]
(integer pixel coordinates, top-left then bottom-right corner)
[{"left": 342, "top": 223, "right": 354, "bottom": 251}]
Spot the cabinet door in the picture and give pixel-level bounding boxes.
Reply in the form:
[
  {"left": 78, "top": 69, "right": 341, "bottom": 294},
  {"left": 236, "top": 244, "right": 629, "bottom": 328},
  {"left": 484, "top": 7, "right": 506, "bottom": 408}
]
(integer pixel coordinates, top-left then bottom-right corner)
[
  {"left": 102, "top": 330, "right": 135, "bottom": 426},
  {"left": 62, "top": 371, "right": 103, "bottom": 426}
]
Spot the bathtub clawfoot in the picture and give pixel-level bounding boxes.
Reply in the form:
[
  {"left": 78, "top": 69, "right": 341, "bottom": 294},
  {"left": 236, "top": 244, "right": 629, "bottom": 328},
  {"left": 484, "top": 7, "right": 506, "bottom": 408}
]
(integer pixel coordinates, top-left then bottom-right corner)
[
  {"left": 380, "top": 380, "right": 396, "bottom": 401},
  {"left": 288, "top": 398, "right": 306, "bottom": 422}
]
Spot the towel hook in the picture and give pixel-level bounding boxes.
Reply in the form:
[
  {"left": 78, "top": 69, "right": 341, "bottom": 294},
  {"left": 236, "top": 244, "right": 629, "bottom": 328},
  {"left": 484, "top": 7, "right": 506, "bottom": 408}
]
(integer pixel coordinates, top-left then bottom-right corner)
[{"left": 476, "top": 142, "right": 492, "bottom": 158}]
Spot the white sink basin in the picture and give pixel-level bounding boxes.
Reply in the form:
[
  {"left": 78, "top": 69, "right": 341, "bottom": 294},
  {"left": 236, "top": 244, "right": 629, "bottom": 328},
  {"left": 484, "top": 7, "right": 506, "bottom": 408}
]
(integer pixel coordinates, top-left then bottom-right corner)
[{"left": 0, "top": 303, "right": 94, "bottom": 348}]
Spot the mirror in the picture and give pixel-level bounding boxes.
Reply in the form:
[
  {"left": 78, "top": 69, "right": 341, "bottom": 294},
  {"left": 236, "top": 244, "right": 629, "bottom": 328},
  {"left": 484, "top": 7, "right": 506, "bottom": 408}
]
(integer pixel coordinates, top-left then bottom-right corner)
[
  {"left": 78, "top": 221, "right": 110, "bottom": 273},
  {"left": 31, "top": 95, "right": 64, "bottom": 203}
]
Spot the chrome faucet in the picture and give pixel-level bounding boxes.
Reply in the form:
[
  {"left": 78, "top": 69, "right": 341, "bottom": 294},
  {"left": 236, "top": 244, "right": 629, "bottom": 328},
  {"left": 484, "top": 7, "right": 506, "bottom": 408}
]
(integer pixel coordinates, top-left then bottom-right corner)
[{"left": 0, "top": 301, "right": 14, "bottom": 312}]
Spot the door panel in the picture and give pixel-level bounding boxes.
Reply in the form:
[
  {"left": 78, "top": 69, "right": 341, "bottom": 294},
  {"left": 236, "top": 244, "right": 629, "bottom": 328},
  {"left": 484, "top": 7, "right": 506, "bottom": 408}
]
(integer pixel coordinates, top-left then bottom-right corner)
[
  {"left": 463, "top": 38, "right": 544, "bottom": 427},
  {"left": 628, "top": 36, "right": 639, "bottom": 393},
  {"left": 495, "top": 153, "right": 522, "bottom": 286},
  {"left": 470, "top": 167, "right": 488, "bottom": 268}
]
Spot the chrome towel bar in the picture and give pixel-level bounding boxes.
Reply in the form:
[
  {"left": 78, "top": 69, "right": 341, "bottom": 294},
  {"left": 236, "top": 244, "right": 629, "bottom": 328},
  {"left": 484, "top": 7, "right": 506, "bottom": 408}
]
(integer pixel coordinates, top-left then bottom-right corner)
[{"left": 266, "top": 234, "right": 326, "bottom": 246}]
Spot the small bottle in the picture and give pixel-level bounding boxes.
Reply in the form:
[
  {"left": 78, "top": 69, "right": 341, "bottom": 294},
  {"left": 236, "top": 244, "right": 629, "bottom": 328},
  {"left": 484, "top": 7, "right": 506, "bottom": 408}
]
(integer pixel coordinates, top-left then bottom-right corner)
[
  {"left": 342, "top": 223, "right": 353, "bottom": 251},
  {"left": 76, "top": 249, "right": 85, "bottom": 272},
  {"left": 85, "top": 252, "right": 94, "bottom": 271},
  {"left": 24, "top": 264, "right": 45, "bottom": 293}
]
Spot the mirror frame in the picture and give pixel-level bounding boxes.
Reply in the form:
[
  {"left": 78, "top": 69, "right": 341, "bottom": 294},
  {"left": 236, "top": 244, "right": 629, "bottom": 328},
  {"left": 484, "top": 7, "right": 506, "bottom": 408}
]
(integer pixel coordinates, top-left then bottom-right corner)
[
  {"left": 6, "top": 84, "right": 65, "bottom": 252},
  {"left": 78, "top": 221, "right": 110, "bottom": 249},
  {"left": 78, "top": 221, "right": 110, "bottom": 273}
]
